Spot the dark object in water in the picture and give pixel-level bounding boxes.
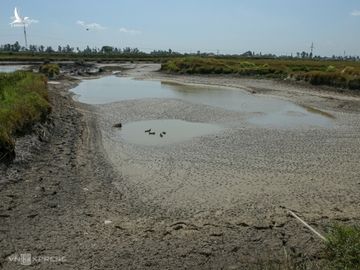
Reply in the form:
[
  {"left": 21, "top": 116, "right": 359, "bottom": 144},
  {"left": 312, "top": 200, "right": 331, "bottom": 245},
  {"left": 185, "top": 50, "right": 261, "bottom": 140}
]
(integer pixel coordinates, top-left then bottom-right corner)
[
  {"left": 145, "top": 129, "right": 151, "bottom": 133},
  {"left": 162, "top": 132, "right": 166, "bottom": 135},
  {"left": 149, "top": 132, "right": 156, "bottom": 135},
  {"left": 113, "top": 123, "right": 122, "bottom": 128},
  {"left": 160, "top": 133, "right": 163, "bottom": 138}
]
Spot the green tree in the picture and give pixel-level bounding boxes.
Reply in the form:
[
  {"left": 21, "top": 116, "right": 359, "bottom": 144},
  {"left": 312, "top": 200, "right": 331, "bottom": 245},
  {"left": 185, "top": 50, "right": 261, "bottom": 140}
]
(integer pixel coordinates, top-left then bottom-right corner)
[
  {"left": 12, "top": 41, "right": 21, "bottom": 52},
  {"left": 45, "top": 46, "right": 54, "bottom": 53},
  {"left": 101, "top": 46, "right": 114, "bottom": 54}
]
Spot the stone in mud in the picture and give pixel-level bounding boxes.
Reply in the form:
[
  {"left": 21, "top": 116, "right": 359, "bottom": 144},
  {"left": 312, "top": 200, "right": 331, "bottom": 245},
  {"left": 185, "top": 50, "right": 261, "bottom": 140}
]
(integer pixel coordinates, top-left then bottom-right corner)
[{"left": 113, "top": 123, "right": 122, "bottom": 128}]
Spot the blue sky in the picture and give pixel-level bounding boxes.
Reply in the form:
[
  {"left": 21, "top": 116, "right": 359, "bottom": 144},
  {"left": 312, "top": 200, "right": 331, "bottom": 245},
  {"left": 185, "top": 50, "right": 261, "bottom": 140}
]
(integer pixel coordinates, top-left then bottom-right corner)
[{"left": 0, "top": 0, "right": 359, "bottom": 56}]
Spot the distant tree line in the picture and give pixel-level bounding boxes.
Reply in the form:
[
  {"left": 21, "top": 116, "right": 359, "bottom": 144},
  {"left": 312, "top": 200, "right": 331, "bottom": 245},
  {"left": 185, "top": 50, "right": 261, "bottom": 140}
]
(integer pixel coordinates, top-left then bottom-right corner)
[
  {"left": 0, "top": 41, "right": 359, "bottom": 61},
  {"left": 0, "top": 42, "right": 182, "bottom": 57}
]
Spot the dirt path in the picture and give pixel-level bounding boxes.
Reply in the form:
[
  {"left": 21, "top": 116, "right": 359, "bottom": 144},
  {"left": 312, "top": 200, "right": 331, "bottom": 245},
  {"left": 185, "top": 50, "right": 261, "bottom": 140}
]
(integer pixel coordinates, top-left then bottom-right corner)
[{"left": 0, "top": 65, "right": 359, "bottom": 269}]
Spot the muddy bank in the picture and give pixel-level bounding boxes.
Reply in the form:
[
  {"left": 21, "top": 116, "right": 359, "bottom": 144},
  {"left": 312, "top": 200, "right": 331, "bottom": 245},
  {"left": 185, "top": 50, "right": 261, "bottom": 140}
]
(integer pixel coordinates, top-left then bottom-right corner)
[{"left": 0, "top": 65, "right": 359, "bottom": 269}]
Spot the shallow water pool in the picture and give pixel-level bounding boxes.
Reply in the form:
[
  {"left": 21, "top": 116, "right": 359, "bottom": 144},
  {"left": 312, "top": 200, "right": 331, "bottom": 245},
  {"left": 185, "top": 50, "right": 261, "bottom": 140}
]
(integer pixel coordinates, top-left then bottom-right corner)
[
  {"left": 0, "top": 65, "right": 27, "bottom": 73},
  {"left": 72, "top": 76, "right": 333, "bottom": 128},
  {"left": 119, "top": 119, "right": 222, "bottom": 146}
]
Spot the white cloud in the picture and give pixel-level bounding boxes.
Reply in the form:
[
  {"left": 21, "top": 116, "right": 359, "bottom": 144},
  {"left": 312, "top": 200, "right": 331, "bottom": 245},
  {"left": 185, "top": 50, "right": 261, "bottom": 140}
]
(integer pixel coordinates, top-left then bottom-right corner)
[
  {"left": 350, "top": 10, "right": 360, "bottom": 16},
  {"left": 77, "top": 20, "right": 106, "bottom": 30},
  {"left": 119, "top": 27, "right": 141, "bottom": 35}
]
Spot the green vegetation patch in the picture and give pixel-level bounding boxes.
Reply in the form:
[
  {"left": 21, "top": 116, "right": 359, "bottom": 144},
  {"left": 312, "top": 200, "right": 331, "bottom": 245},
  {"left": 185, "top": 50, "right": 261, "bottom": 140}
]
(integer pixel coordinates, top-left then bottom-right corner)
[
  {"left": 39, "top": 63, "right": 60, "bottom": 78},
  {"left": 324, "top": 225, "right": 360, "bottom": 270},
  {"left": 0, "top": 71, "right": 51, "bottom": 163},
  {"left": 161, "top": 57, "right": 360, "bottom": 91}
]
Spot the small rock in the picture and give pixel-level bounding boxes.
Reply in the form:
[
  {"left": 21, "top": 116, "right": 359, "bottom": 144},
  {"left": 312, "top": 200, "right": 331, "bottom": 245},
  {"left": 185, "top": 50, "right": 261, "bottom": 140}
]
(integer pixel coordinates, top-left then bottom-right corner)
[
  {"left": 210, "top": 232, "right": 223, "bottom": 237},
  {"left": 113, "top": 123, "right": 122, "bottom": 128}
]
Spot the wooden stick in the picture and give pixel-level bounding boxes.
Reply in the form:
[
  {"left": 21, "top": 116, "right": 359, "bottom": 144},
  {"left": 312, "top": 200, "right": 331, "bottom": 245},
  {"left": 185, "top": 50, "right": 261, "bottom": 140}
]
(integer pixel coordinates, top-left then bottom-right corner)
[{"left": 288, "top": 210, "right": 328, "bottom": 242}]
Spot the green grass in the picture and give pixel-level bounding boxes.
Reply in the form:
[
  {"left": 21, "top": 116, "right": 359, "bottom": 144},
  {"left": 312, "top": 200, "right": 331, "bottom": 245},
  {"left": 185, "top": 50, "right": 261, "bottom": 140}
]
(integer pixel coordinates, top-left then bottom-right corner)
[
  {"left": 161, "top": 57, "right": 360, "bottom": 91},
  {"left": 324, "top": 225, "right": 360, "bottom": 269},
  {"left": 39, "top": 63, "right": 60, "bottom": 78},
  {"left": 0, "top": 71, "right": 50, "bottom": 163},
  {"left": 253, "top": 224, "right": 360, "bottom": 270}
]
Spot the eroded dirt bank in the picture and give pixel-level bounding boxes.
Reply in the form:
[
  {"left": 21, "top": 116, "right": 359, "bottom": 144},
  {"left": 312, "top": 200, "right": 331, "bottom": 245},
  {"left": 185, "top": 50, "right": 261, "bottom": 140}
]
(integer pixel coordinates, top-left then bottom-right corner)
[{"left": 0, "top": 64, "right": 359, "bottom": 269}]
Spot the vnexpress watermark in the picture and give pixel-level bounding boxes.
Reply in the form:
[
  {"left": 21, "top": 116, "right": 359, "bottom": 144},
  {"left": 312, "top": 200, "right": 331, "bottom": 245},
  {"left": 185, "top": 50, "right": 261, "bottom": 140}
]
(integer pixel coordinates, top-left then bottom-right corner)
[{"left": 8, "top": 253, "right": 66, "bottom": 266}]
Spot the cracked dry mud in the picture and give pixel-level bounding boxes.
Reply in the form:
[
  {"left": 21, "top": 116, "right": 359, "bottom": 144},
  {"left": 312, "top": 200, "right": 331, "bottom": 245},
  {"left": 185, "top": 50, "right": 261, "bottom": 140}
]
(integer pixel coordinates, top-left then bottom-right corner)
[{"left": 0, "top": 64, "right": 359, "bottom": 269}]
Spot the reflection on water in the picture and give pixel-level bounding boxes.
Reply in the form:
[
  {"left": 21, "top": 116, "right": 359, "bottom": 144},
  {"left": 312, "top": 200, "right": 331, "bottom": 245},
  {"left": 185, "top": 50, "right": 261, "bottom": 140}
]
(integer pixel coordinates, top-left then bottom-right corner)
[
  {"left": 73, "top": 77, "right": 174, "bottom": 104},
  {"left": 302, "top": 105, "right": 335, "bottom": 119},
  {"left": 120, "top": 119, "right": 222, "bottom": 146},
  {"left": 0, "top": 66, "right": 27, "bottom": 73},
  {"left": 72, "top": 76, "right": 333, "bottom": 128}
]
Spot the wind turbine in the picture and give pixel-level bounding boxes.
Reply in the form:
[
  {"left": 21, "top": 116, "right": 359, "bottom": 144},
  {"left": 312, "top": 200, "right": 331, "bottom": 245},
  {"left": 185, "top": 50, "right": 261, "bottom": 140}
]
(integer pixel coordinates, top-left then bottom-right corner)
[
  {"left": 10, "top": 7, "right": 37, "bottom": 48},
  {"left": 310, "top": 42, "right": 315, "bottom": 58}
]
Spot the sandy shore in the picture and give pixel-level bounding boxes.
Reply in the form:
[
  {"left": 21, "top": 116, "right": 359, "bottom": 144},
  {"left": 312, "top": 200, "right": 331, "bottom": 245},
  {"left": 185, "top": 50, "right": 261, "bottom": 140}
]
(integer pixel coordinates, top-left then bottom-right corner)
[{"left": 0, "top": 64, "right": 359, "bottom": 269}]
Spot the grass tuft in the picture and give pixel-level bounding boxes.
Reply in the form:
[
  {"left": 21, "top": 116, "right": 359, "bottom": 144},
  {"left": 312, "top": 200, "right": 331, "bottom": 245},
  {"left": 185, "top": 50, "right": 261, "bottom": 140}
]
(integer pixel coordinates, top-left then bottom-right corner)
[
  {"left": 0, "top": 71, "right": 51, "bottom": 163},
  {"left": 324, "top": 225, "right": 360, "bottom": 270}
]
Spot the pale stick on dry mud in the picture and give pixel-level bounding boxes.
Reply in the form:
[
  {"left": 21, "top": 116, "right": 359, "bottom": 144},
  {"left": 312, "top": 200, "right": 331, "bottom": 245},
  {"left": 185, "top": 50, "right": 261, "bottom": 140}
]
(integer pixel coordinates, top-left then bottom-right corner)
[{"left": 288, "top": 209, "right": 328, "bottom": 242}]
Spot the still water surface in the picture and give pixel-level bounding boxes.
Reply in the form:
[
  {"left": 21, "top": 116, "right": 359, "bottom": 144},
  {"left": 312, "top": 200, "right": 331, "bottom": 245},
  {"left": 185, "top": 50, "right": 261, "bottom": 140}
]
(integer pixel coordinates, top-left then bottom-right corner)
[
  {"left": 0, "top": 66, "right": 28, "bottom": 73},
  {"left": 73, "top": 76, "right": 332, "bottom": 128},
  {"left": 120, "top": 119, "right": 222, "bottom": 146}
]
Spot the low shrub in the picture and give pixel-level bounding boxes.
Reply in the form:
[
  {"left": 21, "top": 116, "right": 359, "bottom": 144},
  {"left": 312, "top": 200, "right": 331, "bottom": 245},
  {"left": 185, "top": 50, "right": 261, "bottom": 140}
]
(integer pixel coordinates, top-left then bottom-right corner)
[
  {"left": 39, "top": 63, "right": 60, "bottom": 78},
  {"left": 326, "top": 65, "right": 337, "bottom": 72},
  {"left": 161, "top": 58, "right": 360, "bottom": 91},
  {"left": 306, "top": 72, "right": 347, "bottom": 88}
]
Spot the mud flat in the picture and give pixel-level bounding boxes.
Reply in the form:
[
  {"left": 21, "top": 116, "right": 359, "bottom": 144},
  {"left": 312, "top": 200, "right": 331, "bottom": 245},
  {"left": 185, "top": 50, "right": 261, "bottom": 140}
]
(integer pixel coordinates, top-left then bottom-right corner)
[
  {"left": 91, "top": 65, "right": 360, "bottom": 220},
  {"left": 0, "top": 64, "right": 359, "bottom": 269}
]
